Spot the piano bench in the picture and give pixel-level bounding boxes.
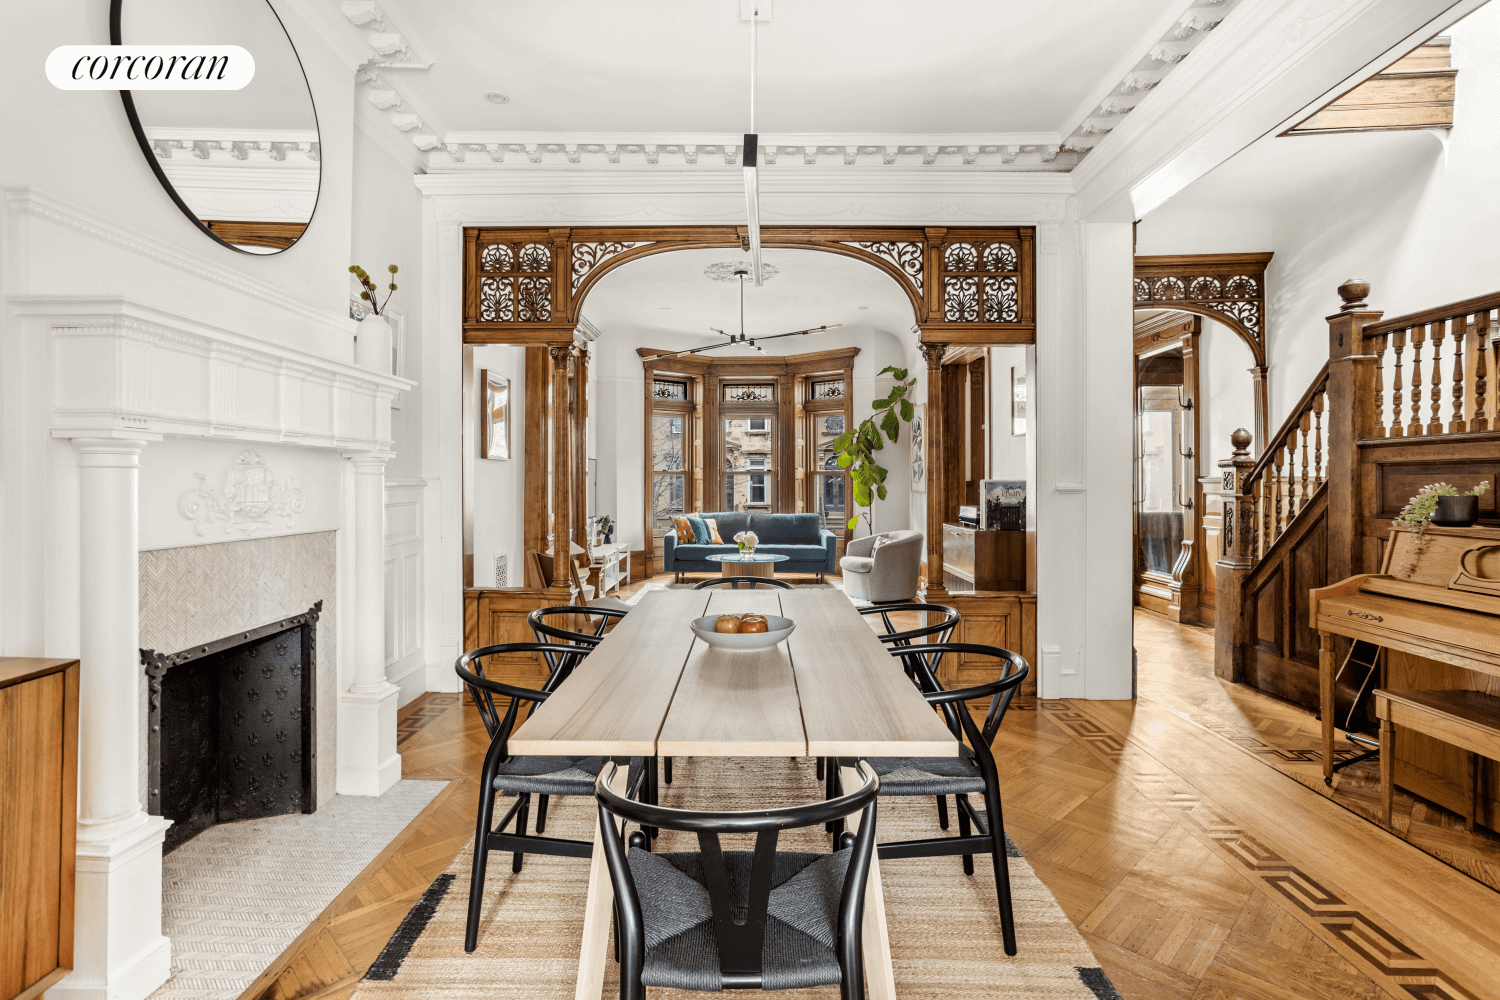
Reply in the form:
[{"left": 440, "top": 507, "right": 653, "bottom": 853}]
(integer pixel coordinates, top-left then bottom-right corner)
[{"left": 1374, "top": 689, "right": 1500, "bottom": 832}]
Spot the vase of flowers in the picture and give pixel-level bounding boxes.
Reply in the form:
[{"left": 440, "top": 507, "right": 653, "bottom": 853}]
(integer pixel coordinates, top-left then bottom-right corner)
[
  {"left": 734, "top": 530, "right": 759, "bottom": 558},
  {"left": 1395, "top": 481, "right": 1489, "bottom": 533},
  {"left": 351, "top": 263, "right": 399, "bottom": 373}
]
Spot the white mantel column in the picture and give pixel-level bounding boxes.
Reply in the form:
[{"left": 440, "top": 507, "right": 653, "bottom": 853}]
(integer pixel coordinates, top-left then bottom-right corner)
[
  {"left": 337, "top": 451, "right": 402, "bottom": 796},
  {"left": 52, "top": 435, "right": 172, "bottom": 1000}
]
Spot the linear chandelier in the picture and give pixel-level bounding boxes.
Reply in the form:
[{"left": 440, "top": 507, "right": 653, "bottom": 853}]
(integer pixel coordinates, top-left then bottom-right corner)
[{"left": 650, "top": 268, "right": 840, "bottom": 361}]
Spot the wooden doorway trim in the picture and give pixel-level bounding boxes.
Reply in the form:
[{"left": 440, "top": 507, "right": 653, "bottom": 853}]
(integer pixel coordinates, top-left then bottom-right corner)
[{"left": 1135, "top": 252, "right": 1272, "bottom": 451}]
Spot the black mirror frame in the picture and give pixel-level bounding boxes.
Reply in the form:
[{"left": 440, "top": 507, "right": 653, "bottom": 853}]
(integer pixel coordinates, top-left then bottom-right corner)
[{"left": 109, "top": 0, "right": 323, "bottom": 256}]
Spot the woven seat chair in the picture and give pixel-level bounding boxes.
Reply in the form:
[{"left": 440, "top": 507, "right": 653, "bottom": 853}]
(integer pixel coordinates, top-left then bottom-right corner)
[
  {"left": 690, "top": 576, "right": 792, "bottom": 590},
  {"left": 830, "top": 642, "right": 1029, "bottom": 955},
  {"left": 456, "top": 642, "right": 646, "bottom": 953},
  {"left": 595, "top": 759, "right": 880, "bottom": 1000}
]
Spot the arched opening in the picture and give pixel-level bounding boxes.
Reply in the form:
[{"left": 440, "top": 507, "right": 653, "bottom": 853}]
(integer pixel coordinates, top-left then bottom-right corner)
[
  {"left": 461, "top": 225, "right": 1040, "bottom": 697},
  {"left": 1131, "top": 307, "right": 1257, "bottom": 628}
]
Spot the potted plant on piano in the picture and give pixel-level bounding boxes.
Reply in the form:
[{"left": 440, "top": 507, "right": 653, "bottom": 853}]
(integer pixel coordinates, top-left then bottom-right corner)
[{"left": 1394, "top": 481, "right": 1490, "bottom": 533}]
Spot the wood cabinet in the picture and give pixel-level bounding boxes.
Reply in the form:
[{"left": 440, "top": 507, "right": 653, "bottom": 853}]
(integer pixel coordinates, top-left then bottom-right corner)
[
  {"left": 1, "top": 658, "right": 79, "bottom": 1000},
  {"left": 941, "top": 523, "right": 1025, "bottom": 592}
]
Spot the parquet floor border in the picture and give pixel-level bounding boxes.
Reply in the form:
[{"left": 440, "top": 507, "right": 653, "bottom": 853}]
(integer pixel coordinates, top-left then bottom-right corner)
[{"left": 1043, "top": 699, "right": 1497, "bottom": 1000}]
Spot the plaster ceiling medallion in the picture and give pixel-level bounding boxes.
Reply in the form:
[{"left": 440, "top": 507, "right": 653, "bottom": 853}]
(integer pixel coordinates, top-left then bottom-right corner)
[{"left": 704, "top": 261, "right": 777, "bottom": 283}]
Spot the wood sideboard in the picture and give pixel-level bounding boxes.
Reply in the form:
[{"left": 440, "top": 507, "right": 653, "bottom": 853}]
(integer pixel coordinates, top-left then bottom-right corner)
[{"left": 0, "top": 658, "right": 79, "bottom": 1000}]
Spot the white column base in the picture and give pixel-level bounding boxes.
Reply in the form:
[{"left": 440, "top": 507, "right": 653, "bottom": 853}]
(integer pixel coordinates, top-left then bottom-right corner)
[
  {"left": 336, "top": 683, "right": 402, "bottom": 796},
  {"left": 49, "top": 814, "right": 172, "bottom": 1000}
]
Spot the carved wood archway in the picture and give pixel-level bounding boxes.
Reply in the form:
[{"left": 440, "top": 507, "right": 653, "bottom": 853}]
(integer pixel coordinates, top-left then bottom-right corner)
[
  {"left": 1134, "top": 252, "right": 1273, "bottom": 452},
  {"left": 462, "top": 224, "right": 1039, "bottom": 665},
  {"left": 463, "top": 225, "right": 1036, "bottom": 347}
]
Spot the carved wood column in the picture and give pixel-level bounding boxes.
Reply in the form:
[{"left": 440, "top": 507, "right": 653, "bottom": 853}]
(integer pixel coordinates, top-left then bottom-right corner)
[
  {"left": 548, "top": 344, "right": 576, "bottom": 600},
  {"left": 574, "top": 346, "right": 590, "bottom": 550},
  {"left": 1249, "top": 365, "right": 1269, "bottom": 458},
  {"left": 921, "top": 341, "right": 950, "bottom": 601}
]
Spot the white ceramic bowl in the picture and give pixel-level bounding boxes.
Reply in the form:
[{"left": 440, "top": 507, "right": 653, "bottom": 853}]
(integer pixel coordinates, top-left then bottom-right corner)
[{"left": 690, "top": 615, "right": 796, "bottom": 652}]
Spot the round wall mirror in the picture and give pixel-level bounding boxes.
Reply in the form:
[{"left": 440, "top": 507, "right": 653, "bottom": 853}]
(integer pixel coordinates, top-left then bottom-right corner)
[{"left": 112, "top": 0, "right": 321, "bottom": 255}]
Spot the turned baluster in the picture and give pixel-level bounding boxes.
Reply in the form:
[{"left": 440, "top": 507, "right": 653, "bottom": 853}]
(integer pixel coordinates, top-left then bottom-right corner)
[
  {"left": 1284, "top": 428, "right": 1299, "bottom": 520},
  {"left": 1407, "top": 325, "right": 1425, "bottom": 437},
  {"left": 1390, "top": 329, "right": 1406, "bottom": 438},
  {"left": 1299, "top": 411, "right": 1311, "bottom": 512},
  {"left": 1475, "top": 311, "right": 1491, "bottom": 432},
  {"left": 1429, "top": 320, "right": 1446, "bottom": 435},
  {"left": 1451, "top": 313, "right": 1469, "bottom": 433},
  {"left": 1371, "top": 333, "right": 1387, "bottom": 437},
  {"left": 1259, "top": 473, "right": 1272, "bottom": 558},
  {"left": 1313, "top": 390, "right": 1326, "bottom": 485},
  {"left": 1271, "top": 445, "right": 1285, "bottom": 539}
]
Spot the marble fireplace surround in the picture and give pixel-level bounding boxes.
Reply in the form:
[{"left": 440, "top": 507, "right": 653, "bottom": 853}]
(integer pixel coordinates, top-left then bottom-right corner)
[{"left": 139, "top": 531, "right": 339, "bottom": 813}]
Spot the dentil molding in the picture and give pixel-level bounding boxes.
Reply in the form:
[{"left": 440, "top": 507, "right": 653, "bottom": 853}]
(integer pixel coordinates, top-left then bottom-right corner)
[{"left": 13, "top": 295, "right": 411, "bottom": 452}]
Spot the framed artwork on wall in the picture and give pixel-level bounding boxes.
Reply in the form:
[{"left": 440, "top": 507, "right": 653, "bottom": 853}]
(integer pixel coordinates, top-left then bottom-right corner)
[
  {"left": 480, "top": 369, "right": 510, "bottom": 460},
  {"left": 910, "top": 403, "right": 926, "bottom": 492},
  {"left": 1011, "top": 367, "right": 1027, "bottom": 436}
]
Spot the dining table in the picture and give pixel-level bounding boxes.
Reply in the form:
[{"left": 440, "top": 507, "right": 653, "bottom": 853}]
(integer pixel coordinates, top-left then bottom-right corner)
[{"left": 508, "top": 586, "right": 957, "bottom": 1000}]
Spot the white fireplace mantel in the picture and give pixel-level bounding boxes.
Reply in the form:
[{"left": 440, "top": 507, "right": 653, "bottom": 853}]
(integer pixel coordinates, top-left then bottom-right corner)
[
  {"left": 10, "top": 294, "right": 411, "bottom": 450},
  {"left": 11, "top": 294, "right": 414, "bottom": 1000}
]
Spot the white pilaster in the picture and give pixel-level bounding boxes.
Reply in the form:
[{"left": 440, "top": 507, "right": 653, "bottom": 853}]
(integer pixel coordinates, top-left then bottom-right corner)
[
  {"left": 337, "top": 451, "right": 401, "bottom": 795},
  {"left": 50, "top": 435, "right": 171, "bottom": 1000},
  {"left": 1080, "top": 222, "right": 1136, "bottom": 699}
]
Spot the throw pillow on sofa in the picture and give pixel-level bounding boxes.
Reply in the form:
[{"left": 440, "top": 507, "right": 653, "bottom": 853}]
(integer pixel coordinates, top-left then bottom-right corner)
[
  {"left": 685, "top": 515, "right": 712, "bottom": 545},
  {"left": 703, "top": 518, "right": 723, "bottom": 543},
  {"left": 670, "top": 514, "right": 695, "bottom": 541}
]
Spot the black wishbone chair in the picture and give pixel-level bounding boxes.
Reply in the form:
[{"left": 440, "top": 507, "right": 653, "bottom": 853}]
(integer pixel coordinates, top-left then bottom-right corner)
[
  {"left": 595, "top": 760, "right": 881, "bottom": 1000},
  {"left": 848, "top": 603, "right": 962, "bottom": 826},
  {"left": 456, "top": 643, "right": 645, "bottom": 953},
  {"left": 835, "top": 642, "right": 1029, "bottom": 955},
  {"left": 691, "top": 576, "right": 793, "bottom": 590},
  {"left": 527, "top": 605, "right": 626, "bottom": 684}
]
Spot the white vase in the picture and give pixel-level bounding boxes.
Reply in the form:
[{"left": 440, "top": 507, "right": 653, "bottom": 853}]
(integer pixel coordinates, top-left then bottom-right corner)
[{"left": 355, "top": 313, "right": 393, "bottom": 373}]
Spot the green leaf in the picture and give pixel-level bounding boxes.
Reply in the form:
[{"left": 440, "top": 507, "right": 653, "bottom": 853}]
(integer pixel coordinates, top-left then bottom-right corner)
[
  {"left": 848, "top": 516, "right": 861, "bottom": 530},
  {"left": 872, "top": 397, "right": 891, "bottom": 409},
  {"left": 876, "top": 484, "right": 887, "bottom": 501},
  {"left": 880, "top": 410, "right": 899, "bottom": 440},
  {"left": 836, "top": 453, "right": 853, "bottom": 468},
  {"left": 892, "top": 368, "right": 908, "bottom": 381},
  {"left": 900, "top": 399, "right": 914, "bottom": 421},
  {"left": 853, "top": 484, "right": 872, "bottom": 507}
]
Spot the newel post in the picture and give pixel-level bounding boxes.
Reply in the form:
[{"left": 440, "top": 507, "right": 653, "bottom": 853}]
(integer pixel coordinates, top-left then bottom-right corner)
[
  {"left": 1325, "top": 280, "right": 1382, "bottom": 584},
  {"left": 1214, "top": 429, "right": 1256, "bottom": 682}
]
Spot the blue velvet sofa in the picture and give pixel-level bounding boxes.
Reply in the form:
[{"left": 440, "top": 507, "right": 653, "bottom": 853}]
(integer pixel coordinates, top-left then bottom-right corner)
[{"left": 662, "top": 512, "right": 837, "bottom": 581}]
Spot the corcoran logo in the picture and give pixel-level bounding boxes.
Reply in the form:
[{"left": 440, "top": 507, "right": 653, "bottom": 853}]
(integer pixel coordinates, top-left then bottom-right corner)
[{"left": 46, "top": 45, "right": 254, "bottom": 90}]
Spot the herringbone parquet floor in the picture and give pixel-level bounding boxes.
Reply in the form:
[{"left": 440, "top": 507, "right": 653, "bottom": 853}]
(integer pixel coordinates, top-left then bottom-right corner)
[{"left": 243, "top": 590, "right": 1500, "bottom": 1000}]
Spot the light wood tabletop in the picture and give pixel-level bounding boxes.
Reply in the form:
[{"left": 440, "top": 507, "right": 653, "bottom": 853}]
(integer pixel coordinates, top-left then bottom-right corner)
[
  {"left": 508, "top": 586, "right": 955, "bottom": 759},
  {"left": 506, "top": 589, "right": 710, "bottom": 756},
  {"left": 526, "top": 586, "right": 939, "bottom": 1000}
]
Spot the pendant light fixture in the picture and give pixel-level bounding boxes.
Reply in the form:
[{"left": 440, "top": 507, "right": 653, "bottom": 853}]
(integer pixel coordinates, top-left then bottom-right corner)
[{"left": 743, "top": 4, "right": 763, "bottom": 286}]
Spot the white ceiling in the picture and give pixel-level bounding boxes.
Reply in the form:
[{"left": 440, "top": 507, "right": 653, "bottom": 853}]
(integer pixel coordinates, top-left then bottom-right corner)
[
  {"left": 582, "top": 247, "right": 916, "bottom": 351},
  {"left": 372, "top": 0, "right": 1181, "bottom": 137}
]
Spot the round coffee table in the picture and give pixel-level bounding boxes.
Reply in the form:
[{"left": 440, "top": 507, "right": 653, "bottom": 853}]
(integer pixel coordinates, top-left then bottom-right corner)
[{"left": 707, "top": 552, "right": 789, "bottom": 581}]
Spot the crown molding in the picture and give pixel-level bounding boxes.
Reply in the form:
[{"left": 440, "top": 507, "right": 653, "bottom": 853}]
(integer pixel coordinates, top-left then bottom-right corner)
[{"left": 1072, "top": 0, "right": 1487, "bottom": 221}]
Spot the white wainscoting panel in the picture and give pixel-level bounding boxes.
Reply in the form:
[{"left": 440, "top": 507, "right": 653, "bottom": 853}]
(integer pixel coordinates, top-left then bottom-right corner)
[{"left": 385, "top": 480, "right": 425, "bottom": 705}]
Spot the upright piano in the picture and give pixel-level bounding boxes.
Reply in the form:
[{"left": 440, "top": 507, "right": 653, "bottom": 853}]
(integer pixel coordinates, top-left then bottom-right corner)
[{"left": 1311, "top": 524, "right": 1500, "bottom": 826}]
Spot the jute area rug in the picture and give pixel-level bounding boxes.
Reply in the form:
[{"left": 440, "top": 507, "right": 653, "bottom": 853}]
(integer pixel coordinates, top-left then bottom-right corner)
[{"left": 350, "top": 757, "right": 1118, "bottom": 999}]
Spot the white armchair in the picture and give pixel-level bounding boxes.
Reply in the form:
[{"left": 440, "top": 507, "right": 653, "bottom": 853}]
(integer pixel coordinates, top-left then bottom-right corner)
[{"left": 839, "top": 529, "right": 923, "bottom": 603}]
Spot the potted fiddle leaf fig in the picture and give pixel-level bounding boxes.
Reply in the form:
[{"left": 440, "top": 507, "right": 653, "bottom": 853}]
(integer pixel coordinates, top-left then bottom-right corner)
[
  {"left": 350, "top": 263, "right": 398, "bottom": 373},
  {"left": 833, "top": 366, "right": 918, "bottom": 535}
]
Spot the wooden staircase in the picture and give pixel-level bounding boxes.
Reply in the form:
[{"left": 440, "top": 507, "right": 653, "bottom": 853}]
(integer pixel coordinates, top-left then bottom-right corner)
[{"left": 1213, "top": 280, "right": 1500, "bottom": 712}]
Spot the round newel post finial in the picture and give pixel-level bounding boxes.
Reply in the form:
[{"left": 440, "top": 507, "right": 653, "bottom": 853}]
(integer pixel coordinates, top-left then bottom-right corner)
[
  {"left": 1230, "top": 428, "right": 1252, "bottom": 456},
  {"left": 1338, "top": 279, "right": 1371, "bottom": 311}
]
